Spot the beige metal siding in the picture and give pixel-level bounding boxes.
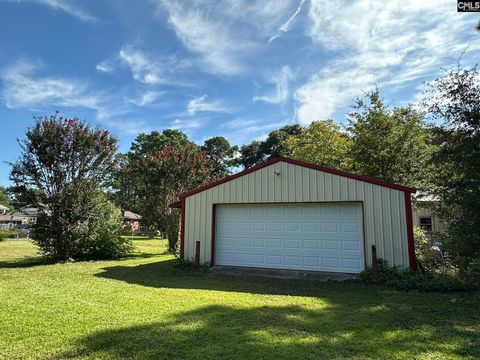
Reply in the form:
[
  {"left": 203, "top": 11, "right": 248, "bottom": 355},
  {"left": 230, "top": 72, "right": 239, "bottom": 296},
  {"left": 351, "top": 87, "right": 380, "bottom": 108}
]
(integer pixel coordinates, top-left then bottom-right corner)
[
  {"left": 184, "top": 161, "right": 410, "bottom": 269},
  {"left": 412, "top": 205, "right": 447, "bottom": 234}
]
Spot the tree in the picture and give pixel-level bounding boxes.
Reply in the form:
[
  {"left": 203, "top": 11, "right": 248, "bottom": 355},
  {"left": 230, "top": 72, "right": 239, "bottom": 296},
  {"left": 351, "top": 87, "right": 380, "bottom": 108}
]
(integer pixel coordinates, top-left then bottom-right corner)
[
  {"left": 112, "top": 130, "right": 190, "bottom": 215},
  {"left": 118, "top": 130, "right": 215, "bottom": 251},
  {"left": 347, "top": 89, "right": 436, "bottom": 189},
  {"left": 424, "top": 65, "right": 480, "bottom": 276},
  {"left": 237, "top": 140, "right": 264, "bottom": 169},
  {"left": 7, "top": 186, "right": 42, "bottom": 209},
  {"left": 260, "top": 124, "right": 302, "bottom": 159},
  {"left": 237, "top": 125, "right": 302, "bottom": 169},
  {"left": 202, "top": 136, "right": 237, "bottom": 177},
  {"left": 282, "top": 120, "right": 352, "bottom": 170},
  {"left": 0, "top": 186, "right": 11, "bottom": 209},
  {"left": 10, "top": 113, "right": 129, "bottom": 260}
]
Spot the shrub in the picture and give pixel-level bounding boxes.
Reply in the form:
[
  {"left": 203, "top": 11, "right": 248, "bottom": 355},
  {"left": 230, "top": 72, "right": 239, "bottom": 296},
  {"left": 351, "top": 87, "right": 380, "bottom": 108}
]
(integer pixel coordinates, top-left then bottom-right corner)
[
  {"left": 76, "top": 230, "right": 134, "bottom": 260},
  {"left": 359, "top": 259, "right": 479, "bottom": 292},
  {"left": 414, "top": 226, "right": 448, "bottom": 273},
  {"left": 0, "top": 230, "right": 16, "bottom": 241},
  {"left": 32, "top": 187, "right": 133, "bottom": 260}
]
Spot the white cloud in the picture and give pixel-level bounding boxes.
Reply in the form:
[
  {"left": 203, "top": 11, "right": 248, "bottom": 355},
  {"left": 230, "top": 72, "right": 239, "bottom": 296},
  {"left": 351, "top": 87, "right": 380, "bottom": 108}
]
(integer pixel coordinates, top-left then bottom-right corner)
[
  {"left": 95, "top": 61, "right": 114, "bottom": 73},
  {"left": 169, "top": 118, "right": 204, "bottom": 130},
  {"left": 186, "top": 95, "right": 231, "bottom": 115},
  {"left": 2, "top": 0, "right": 97, "bottom": 22},
  {"left": 96, "top": 44, "right": 192, "bottom": 86},
  {"left": 295, "top": 0, "right": 479, "bottom": 124},
  {"left": 118, "top": 45, "right": 164, "bottom": 85},
  {"left": 253, "top": 65, "right": 293, "bottom": 104},
  {"left": 0, "top": 59, "right": 142, "bottom": 134},
  {"left": 221, "top": 118, "right": 288, "bottom": 145},
  {"left": 268, "top": 0, "right": 306, "bottom": 43},
  {"left": 153, "top": 0, "right": 299, "bottom": 76},
  {"left": 1, "top": 59, "right": 94, "bottom": 109},
  {"left": 125, "top": 91, "right": 163, "bottom": 107}
]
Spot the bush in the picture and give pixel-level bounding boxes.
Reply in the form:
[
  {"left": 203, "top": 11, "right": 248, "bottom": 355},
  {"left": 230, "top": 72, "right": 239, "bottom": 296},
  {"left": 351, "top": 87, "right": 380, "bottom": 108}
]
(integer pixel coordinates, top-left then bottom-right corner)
[
  {"left": 76, "top": 230, "right": 134, "bottom": 260},
  {"left": 32, "top": 187, "right": 134, "bottom": 261},
  {"left": 0, "top": 230, "right": 16, "bottom": 241},
  {"left": 359, "top": 259, "right": 479, "bottom": 292},
  {"left": 414, "top": 226, "right": 448, "bottom": 273}
]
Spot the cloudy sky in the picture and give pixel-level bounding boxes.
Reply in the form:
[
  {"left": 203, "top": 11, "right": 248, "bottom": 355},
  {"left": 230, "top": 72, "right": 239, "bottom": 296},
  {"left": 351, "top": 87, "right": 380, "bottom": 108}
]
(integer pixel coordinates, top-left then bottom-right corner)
[{"left": 0, "top": 0, "right": 479, "bottom": 185}]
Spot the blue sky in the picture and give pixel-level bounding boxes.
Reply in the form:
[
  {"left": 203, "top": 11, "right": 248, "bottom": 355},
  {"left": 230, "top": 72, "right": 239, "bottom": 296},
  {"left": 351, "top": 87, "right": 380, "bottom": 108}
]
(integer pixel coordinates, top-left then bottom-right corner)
[{"left": 0, "top": 0, "right": 479, "bottom": 186}]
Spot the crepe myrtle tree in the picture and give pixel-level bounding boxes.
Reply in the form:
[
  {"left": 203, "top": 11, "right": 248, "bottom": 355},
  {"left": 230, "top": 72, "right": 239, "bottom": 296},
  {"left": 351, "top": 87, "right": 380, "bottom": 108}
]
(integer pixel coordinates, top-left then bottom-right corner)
[
  {"left": 134, "top": 143, "right": 215, "bottom": 252},
  {"left": 9, "top": 113, "right": 130, "bottom": 260}
]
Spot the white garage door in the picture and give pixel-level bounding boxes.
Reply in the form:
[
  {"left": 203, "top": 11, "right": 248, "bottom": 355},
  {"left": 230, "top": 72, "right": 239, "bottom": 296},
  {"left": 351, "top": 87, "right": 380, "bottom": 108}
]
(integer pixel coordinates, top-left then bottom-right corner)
[{"left": 215, "top": 203, "right": 364, "bottom": 273}]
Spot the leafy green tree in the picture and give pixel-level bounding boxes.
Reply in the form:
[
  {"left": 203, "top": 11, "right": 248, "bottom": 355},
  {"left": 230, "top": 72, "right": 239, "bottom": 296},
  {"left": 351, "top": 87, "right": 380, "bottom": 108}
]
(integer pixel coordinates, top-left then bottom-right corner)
[
  {"left": 7, "top": 186, "right": 42, "bottom": 209},
  {"left": 260, "top": 124, "right": 302, "bottom": 159},
  {"left": 202, "top": 136, "right": 238, "bottom": 177},
  {"left": 112, "top": 130, "right": 190, "bottom": 215},
  {"left": 425, "top": 65, "right": 480, "bottom": 276},
  {"left": 237, "top": 125, "right": 302, "bottom": 169},
  {"left": 10, "top": 113, "right": 129, "bottom": 260},
  {"left": 117, "top": 130, "right": 215, "bottom": 251},
  {"left": 237, "top": 140, "right": 264, "bottom": 169},
  {"left": 282, "top": 120, "right": 352, "bottom": 170},
  {"left": 348, "top": 89, "right": 436, "bottom": 189},
  {"left": 0, "top": 186, "right": 11, "bottom": 209}
]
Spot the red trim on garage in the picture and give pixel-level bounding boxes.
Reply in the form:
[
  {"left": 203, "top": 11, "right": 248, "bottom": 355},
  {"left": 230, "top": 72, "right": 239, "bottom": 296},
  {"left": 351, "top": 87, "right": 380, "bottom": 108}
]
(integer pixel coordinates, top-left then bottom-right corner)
[
  {"left": 180, "top": 157, "right": 416, "bottom": 199},
  {"left": 210, "top": 204, "right": 216, "bottom": 267},
  {"left": 180, "top": 197, "right": 186, "bottom": 259},
  {"left": 404, "top": 192, "right": 417, "bottom": 271}
]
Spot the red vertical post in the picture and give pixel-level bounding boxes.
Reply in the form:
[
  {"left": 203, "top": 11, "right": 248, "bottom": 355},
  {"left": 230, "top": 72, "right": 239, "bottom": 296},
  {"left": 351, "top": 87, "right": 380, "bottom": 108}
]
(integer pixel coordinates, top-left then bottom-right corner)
[
  {"left": 404, "top": 192, "right": 418, "bottom": 271},
  {"left": 194, "top": 241, "right": 200, "bottom": 271},
  {"left": 180, "top": 198, "right": 186, "bottom": 259},
  {"left": 371, "top": 245, "right": 378, "bottom": 280}
]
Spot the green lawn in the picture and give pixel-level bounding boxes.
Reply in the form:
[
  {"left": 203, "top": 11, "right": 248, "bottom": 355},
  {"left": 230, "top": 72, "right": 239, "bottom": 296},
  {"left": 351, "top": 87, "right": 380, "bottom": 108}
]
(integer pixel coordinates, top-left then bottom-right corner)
[{"left": 0, "top": 239, "right": 479, "bottom": 359}]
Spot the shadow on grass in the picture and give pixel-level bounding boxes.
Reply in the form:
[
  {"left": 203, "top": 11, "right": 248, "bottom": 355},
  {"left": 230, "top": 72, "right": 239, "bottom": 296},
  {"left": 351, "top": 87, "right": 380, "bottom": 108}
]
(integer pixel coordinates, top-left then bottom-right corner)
[
  {"left": 60, "top": 302, "right": 479, "bottom": 359},
  {"left": 0, "top": 256, "right": 50, "bottom": 268}
]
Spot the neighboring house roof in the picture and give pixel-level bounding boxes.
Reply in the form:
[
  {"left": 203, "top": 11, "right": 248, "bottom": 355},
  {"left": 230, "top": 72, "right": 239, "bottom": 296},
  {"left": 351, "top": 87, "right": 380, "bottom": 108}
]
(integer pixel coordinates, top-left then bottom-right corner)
[
  {"left": 0, "top": 215, "right": 24, "bottom": 223},
  {"left": 178, "top": 156, "right": 416, "bottom": 202},
  {"left": 8, "top": 204, "right": 43, "bottom": 217},
  {"left": 414, "top": 191, "right": 440, "bottom": 202},
  {"left": 122, "top": 211, "right": 142, "bottom": 221}
]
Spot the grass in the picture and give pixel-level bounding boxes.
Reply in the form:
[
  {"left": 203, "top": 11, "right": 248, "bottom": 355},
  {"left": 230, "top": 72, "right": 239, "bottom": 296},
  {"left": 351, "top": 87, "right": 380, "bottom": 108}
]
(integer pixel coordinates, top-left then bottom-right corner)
[{"left": 0, "top": 239, "right": 479, "bottom": 359}]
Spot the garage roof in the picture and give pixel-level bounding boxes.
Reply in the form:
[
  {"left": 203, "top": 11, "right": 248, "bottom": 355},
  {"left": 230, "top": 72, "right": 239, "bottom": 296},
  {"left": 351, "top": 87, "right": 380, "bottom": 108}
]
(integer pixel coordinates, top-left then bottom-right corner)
[{"left": 178, "top": 157, "right": 416, "bottom": 201}]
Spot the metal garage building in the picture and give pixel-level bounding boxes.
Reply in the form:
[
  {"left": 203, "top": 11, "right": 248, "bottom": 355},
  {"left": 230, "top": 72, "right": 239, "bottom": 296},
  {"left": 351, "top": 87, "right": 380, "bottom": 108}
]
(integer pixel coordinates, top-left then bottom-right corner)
[{"left": 174, "top": 157, "right": 417, "bottom": 273}]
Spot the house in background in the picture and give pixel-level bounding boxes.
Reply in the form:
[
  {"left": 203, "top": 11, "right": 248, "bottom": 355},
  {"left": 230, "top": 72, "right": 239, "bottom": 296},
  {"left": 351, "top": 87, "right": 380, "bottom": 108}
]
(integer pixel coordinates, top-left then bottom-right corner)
[
  {"left": 8, "top": 205, "right": 41, "bottom": 228},
  {"left": 412, "top": 192, "right": 446, "bottom": 235},
  {"left": 0, "top": 214, "right": 24, "bottom": 230},
  {"left": 0, "top": 205, "right": 41, "bottom": 231},
  {"left": 122, "top": 210, "right": 142, "bottom": 232},
  {"left": 0, "top": 204, "right": 9, "bottom": 215}
]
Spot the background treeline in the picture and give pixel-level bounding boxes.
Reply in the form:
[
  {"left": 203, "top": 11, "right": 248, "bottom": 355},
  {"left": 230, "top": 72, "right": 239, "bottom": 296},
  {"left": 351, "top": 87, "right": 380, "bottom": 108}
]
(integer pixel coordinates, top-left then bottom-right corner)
[{"left": 4, "top": 65, "right": 479, "bottom": 283}]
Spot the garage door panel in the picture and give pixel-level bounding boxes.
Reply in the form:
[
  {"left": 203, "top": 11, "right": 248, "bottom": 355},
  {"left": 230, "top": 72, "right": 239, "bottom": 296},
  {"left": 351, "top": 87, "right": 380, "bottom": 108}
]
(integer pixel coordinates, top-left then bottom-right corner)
[
  {"left": 267, "top": 222, "right": 282, "bottom": 231},
  {"left": 322, "top": 240, "right": 340, "bottom": 250},
  {"left": 284, "top": 222, "right": 300, "bottom": 232},
  {"left": 302, "top": 223, "right": 319, "bottom": 232},
  {"left": 303, "top": 239, "right": 319, "bottom": 249},
  {"left": 215, "top": 203, "right": 364, "bottom": 273},
  {"left": 266, "top": 238, "right": 282, "bottom": 249}
]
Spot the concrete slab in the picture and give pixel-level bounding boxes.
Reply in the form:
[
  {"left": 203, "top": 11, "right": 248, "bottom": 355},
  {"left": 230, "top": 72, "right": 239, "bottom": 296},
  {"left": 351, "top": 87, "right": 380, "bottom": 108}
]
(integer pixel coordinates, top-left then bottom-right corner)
[{"left": 211, "top": 266, "right": 357, "bottom": 281}]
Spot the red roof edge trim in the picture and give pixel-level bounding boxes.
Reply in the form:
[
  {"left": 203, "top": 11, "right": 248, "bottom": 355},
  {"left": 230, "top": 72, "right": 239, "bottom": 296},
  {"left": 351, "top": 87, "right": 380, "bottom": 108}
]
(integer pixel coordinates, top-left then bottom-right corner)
[
  {"left": 180, "top": 156, "right": 416, "bottom": 199},
  {"left": 169, "top": 200, "right": 182, "bottom": 208}
]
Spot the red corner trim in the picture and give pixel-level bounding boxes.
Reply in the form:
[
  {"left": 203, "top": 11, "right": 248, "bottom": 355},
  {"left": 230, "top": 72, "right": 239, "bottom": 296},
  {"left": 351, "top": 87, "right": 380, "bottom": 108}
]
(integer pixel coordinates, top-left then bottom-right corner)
[
  {"left": 404, "top": 192, "right": 417, "bottom": 271},
  {"left": 180, "top": 197, "right": 185, "bottom": 259},
  {"left": 210, "top": 204, "right": 216, "bottom": 267},
  {"left": 180, "top": 156, "right": 416, "bottom": 199}
]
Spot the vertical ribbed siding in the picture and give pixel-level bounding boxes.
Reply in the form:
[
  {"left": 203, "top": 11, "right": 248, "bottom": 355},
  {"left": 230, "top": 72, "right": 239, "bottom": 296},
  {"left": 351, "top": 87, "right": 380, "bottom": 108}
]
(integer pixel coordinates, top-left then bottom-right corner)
[{"left": 183, "top": 161, "right": 410, "bottom": 269}]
